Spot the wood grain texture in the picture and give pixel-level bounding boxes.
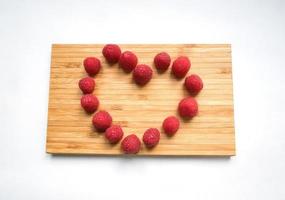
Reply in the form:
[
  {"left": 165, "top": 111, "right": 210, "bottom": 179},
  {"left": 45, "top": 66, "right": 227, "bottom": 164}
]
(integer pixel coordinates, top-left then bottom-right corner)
[{"left": 46, "top": 44, "right": 235, "bottom": 156}]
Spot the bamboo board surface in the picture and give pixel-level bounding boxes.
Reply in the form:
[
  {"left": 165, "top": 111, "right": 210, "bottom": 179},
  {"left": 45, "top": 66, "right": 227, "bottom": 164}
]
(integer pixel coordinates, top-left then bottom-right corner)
[{"left": 46, "top": 44, "right": 235, "bottom": 156}]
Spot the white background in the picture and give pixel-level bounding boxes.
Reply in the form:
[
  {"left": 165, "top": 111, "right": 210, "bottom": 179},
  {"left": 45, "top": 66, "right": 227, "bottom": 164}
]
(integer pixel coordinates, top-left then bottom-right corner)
[{"left": 0, "top": 0, "right": 285, "bottom": 199}]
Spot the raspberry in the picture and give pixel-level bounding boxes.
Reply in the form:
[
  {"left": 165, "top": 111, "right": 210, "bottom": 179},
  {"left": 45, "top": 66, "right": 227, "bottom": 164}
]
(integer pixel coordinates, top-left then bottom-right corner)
[
  {"left": 178, "top": 97, "right": 198, "bottom": 118},
  {"left": 133, "top": 64, "right": 153, "bottom": 86},
  {"left": 83, "top": 57, "right": 101, "bottom": 76},
  {"left": 184, "top": 74, "right": 203, "bottom": 95},
  {"left": 154, "top": 52, "right": 171, "bottom": 71},
  {"left": 80, "top": 94, "right": 99, "bottom": 114},
  {"left": 78, "top": 77, "right": 95, "bottom": 94},
  {"left": 92, "top": 111, "right": 112, "bottom": 132},
  {"left": 105, "top": 125, "right": 124, "bottom": 144},
  {"left": 121, "top": 134, "right": 141, "bottom": 154},
  {"left": 102, "top": 44, "right": 121, "bottom": 63},
  {"left": 162, "top": 116, "right": 180, "bottom": 136},
  {"left": 171, "top": 56, "right": 191, "bottom": 78},
  {"left": 142, "top": 128, "right": 160, "bottom": 148},
  {"left": 119, "top": 51, "right": 138, "bottom": 73}
]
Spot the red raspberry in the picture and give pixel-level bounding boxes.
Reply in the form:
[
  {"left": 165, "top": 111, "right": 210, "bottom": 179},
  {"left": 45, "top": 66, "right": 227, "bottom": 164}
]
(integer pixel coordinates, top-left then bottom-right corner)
[
  {"left": 162, "top": 116, "right": 180, "bottom": 136},
  {"left": 119, "top": 51, "right": 138, "bottom": 73},
  {"left": 80, "top": 94, "right": 99, "bottom": 114},
  {"left": 121, "top": 134, "right": 141, "bottom": 154},
  {"left": 178, "top": 97, "right": 198, "bottom": 118},
  {"left": 142, "top": 128, "right": 160, "bottom": 148},
  {"left": 83, "top": 57, "right": 101, "bottom": 76},
  {"left": 171, "top": 56, "right": 191, "bottom": 78},
  {"left": 105, "top": 125, "right": 124, "bottom": 144},
  {"left": 102, "top": 44, "right": 121, "bottom": 63},
  {"left": 92, "top": 111, "right": 112, "bottom": 132},
  {"left": 184, "top": 74, "right": 203, "bottom": 95},
  {"left": 133, "top": 64, "right": 153, "bottom": 86},
  {"left": 154, "top": 52, "right": 171, "bottom": 71},
  {"left": 78, "top": 77, "right": 95, "bottom": 94}
]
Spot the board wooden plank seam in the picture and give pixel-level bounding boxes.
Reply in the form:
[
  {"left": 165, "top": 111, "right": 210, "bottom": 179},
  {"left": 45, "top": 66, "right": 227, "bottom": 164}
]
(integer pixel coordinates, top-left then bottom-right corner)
[{"left": 46, "top": 44, "right": 235, "bottom": 156}]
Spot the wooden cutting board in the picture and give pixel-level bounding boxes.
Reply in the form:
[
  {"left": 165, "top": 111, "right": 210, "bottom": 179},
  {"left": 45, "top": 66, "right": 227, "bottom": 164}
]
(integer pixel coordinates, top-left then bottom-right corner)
[{"left": 46, "top": 44, "right": 235, "bottom": 156}]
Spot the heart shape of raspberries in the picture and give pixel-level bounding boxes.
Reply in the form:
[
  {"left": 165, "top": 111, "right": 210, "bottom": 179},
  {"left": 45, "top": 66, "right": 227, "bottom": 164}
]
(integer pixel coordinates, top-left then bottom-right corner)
[{"left": 78, "top": 44, "right": 203, "bottom": 154}]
